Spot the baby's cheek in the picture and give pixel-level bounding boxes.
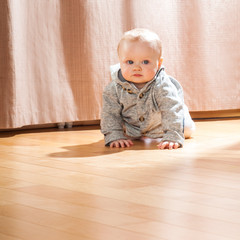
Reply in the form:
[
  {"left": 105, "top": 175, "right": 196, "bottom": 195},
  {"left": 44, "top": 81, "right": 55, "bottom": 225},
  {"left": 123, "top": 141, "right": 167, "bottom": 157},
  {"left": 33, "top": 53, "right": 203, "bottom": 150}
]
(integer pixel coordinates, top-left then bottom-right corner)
[
  {"left": 146, "top": 69, "right": 157, "bottom": 79},
  {"left": 122, "top": 70, "right": 130, "bottom": 79}
]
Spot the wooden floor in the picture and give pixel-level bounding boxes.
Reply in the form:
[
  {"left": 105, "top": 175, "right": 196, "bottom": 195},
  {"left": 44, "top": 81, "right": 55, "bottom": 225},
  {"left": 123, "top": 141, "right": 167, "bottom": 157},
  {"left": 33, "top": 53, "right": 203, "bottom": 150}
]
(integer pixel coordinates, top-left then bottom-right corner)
[{"left": 0, "top": 119, "right": 240, "bottom": 240}]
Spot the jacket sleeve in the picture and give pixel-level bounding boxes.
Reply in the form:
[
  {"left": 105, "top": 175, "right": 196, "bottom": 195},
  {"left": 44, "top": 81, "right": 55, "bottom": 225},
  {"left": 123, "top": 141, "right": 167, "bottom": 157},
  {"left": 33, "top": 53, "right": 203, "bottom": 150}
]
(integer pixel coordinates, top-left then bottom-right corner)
[
  {"left": 100, "top": 82, "right": 127, "bottom": 146},
  {"left": 155, "top": 77, "right": 184, "bottom": 146}
]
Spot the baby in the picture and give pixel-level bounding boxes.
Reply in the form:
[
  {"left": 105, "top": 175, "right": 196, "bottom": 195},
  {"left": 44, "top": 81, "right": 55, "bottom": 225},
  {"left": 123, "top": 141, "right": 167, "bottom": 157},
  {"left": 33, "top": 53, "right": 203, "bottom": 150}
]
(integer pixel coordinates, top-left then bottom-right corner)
[{"left": 101, "top": 28, "right": 195, "bottom": 149}]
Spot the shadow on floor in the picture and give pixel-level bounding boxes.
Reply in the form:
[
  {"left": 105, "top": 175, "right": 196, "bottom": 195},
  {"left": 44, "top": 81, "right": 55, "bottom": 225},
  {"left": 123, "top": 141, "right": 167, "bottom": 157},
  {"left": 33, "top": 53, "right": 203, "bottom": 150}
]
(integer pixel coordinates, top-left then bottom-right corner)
[{"left": 48, "top": 138, "right": 168, "bottom": 158}]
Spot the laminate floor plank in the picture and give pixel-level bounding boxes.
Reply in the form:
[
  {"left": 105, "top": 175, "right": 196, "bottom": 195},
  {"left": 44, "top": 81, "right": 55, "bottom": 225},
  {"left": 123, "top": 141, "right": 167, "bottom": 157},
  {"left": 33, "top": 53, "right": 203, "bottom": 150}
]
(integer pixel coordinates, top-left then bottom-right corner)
[
  {"left": 119, "top": 221, "right": 237, "bottom": 240},
  {"left": 0, "top": 214, "right": 161, "bottom": 240},
  {"left": 0, "top": 216, "right": 94, "bottom": 240},
  {"left": 0, "top": 233, "right": 23, "bottom": 240}
]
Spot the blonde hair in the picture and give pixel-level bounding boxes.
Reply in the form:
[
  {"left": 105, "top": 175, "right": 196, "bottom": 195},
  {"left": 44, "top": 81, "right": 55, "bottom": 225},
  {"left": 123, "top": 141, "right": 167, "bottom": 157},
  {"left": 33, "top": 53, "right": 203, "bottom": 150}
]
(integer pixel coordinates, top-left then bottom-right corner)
[{"left": 117, "top": 28, "right": 162, "bottom": 57}]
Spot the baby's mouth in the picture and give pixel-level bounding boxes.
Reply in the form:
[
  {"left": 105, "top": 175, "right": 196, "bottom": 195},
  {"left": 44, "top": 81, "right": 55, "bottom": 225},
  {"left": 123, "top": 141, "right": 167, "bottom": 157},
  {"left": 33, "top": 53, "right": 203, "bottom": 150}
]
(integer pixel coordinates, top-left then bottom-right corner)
[{"left": 133, "top": 74, "right": 142, "bottom": 77}]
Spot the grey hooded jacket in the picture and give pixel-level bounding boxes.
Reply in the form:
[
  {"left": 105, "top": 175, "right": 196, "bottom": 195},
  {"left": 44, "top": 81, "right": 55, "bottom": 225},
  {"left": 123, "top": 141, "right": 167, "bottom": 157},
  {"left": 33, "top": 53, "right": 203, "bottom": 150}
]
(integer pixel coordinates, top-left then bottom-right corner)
[{"left": 101, "top": 64, "right": 185, "bottom": 146}]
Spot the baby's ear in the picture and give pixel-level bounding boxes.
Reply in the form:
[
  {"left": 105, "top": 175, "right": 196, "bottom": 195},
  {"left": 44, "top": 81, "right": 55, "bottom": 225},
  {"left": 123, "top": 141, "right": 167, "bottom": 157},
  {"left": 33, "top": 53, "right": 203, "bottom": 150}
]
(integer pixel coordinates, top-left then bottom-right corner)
[{"left": 158, "top": 57, "right": 163, "bottom": 69}]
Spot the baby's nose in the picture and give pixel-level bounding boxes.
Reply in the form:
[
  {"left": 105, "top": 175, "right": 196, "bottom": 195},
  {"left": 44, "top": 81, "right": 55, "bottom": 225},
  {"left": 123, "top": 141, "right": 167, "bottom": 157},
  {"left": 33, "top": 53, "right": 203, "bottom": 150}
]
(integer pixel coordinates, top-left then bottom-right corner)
[{"left": 133, "top": 63, "right": 141, "bottom": 70}]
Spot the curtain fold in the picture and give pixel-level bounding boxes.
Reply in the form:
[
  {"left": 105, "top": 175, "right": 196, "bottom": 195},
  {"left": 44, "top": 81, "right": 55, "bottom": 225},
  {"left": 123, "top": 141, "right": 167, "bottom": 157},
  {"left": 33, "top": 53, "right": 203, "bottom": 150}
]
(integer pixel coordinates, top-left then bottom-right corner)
[{"left": 0, "top": 0, "right": 239, "bottom": 129}]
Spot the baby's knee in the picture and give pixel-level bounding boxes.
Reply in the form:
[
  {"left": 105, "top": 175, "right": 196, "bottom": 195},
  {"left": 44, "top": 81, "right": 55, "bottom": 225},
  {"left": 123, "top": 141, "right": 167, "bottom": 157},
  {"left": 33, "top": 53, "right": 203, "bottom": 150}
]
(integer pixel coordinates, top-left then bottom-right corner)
[{"left": 184, "top": 120, "right": 196, "bottom": 139}]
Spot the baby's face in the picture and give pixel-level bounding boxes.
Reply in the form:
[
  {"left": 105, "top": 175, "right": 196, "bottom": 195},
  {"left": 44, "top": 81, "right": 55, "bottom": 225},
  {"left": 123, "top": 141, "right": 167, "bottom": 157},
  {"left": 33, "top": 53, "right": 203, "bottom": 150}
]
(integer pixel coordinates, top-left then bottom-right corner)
[{"left": 118, "top": 40, "right": 162, "bottom": 88}]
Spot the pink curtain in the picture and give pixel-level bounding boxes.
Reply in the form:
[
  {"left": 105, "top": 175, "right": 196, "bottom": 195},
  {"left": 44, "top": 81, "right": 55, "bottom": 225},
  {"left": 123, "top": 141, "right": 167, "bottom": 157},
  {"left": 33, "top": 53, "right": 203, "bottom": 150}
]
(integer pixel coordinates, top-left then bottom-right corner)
[{"left": 0, "top": 0, "right": 239, "bottom": 129}]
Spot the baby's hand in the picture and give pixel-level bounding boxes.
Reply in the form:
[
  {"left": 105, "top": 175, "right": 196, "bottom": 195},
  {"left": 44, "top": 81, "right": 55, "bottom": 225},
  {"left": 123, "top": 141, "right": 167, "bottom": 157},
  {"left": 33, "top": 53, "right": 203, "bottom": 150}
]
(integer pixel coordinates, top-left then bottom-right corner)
[
  {"left": 110, "top": 139, "right": 133, "bottom": 148},
  {"left": 157, "top": 141, "right": 180, "bottom": 150}
]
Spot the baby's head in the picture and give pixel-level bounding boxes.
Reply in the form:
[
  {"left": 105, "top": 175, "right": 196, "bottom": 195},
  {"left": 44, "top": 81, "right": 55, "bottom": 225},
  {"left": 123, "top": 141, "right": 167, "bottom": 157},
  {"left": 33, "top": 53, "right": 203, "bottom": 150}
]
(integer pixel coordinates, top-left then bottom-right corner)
[
  {"left": 118, "top": 28, "right": 162, "bottom": 58},
  {"left": 118, "top": 28, "right": 163, "bottom": 88}
]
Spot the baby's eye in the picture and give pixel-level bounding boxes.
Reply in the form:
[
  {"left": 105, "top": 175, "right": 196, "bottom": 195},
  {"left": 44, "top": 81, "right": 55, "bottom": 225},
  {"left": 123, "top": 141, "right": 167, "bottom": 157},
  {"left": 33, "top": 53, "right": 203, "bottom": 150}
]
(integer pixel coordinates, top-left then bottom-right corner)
[
  {"left": 142, "top": 60, "right": 149, "bottom": 64},
  {"left": 127, "top": 60, "right": 134, "bottom": 64}
]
